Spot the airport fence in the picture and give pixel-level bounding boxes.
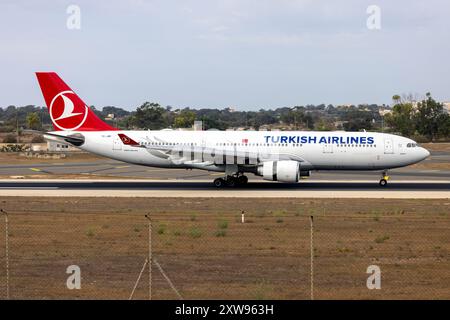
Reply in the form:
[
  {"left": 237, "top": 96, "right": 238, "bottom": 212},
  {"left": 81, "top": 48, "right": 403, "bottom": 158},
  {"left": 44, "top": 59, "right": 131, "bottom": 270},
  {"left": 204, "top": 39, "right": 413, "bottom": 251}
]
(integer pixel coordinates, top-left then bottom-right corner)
[{"left": 0, "top": 209, "right": 449, "bottom": 299}]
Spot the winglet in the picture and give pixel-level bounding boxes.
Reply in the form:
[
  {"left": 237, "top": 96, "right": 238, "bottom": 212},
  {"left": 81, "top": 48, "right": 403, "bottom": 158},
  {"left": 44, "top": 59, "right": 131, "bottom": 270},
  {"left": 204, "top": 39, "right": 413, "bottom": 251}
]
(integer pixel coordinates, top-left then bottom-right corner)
[{"left": 118, "top": 133, "right": 140, "bottom": 146}]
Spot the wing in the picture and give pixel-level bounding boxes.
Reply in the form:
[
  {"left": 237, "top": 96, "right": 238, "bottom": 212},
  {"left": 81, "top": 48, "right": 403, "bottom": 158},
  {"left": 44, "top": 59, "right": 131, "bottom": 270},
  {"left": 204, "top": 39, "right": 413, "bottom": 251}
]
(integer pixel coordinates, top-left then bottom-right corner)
[{"left": 117, "top": 133, "right": 306, "bottom": 167}]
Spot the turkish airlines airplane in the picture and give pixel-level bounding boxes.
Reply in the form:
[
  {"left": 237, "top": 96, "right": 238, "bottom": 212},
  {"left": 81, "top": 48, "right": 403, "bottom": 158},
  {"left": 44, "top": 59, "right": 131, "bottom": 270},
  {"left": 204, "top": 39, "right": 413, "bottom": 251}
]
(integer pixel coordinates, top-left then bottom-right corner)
[{"left": 35, "top": 72, "right": 430, "bottom": 187}]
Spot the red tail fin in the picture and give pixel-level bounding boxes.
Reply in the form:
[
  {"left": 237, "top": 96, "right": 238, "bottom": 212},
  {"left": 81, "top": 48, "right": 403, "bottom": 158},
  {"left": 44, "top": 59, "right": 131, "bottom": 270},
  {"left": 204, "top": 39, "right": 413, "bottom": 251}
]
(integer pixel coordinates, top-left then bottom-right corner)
[{"left": 35, "top": 72, "right": 117, "bottom": 131}]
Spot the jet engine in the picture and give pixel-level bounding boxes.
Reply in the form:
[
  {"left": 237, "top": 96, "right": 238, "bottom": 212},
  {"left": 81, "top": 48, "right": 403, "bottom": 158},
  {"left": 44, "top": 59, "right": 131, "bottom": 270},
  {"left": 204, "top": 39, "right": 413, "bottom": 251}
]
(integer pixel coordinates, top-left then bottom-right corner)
[{"left": 257, "top": 160, "right": 300, "bottom": 183}]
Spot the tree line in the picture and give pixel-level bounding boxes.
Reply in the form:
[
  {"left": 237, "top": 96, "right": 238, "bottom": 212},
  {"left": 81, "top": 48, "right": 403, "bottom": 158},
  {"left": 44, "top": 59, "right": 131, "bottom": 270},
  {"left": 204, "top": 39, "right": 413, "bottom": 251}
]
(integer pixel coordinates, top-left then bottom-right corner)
[
  {"left": 1, "top": 93, "right": 448, "bottom": 142},
  {"left": 385, "top": 93, "right": 449, "bottom": 141}
]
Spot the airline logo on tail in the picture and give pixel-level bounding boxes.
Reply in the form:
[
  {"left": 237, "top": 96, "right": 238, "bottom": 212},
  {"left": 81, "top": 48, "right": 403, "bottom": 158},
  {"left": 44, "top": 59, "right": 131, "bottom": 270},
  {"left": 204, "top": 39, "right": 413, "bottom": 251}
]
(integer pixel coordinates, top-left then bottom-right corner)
[
  {"left": 50, "top": 90, "right": 88, "bottom": 130},
  {"left": 36, "top": 72, "right": 118, "bottom": 131}
]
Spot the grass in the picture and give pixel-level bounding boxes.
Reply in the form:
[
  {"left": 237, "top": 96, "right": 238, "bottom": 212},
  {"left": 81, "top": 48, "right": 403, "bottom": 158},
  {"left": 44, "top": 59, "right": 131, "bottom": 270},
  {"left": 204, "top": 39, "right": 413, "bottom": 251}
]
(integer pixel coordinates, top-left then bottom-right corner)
[
  {"left": 189, "top": 227, "right": 202, "bottom": 239},
  {"left": 252, "top": 280, "right": 272, "bottom": 300},
  {"left": 86, "top": 229, "right": 95, "bottom": 237},
  {"left": 374, "top": 235, "right": 390, "bottom": 244},
  {"left": 157, "top": 224, "right": 166, "bottom": 235},
  {"left": 215, "top": 230, "right": 227, "bottom": 237},
  {"left": 218, "top": 220, "right": 228, "bottom": 229}
]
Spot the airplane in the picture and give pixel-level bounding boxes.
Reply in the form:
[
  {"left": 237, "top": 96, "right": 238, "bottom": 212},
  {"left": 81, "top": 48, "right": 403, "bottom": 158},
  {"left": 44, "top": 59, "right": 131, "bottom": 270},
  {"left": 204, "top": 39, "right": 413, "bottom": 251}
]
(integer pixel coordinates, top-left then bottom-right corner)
[{"left": 35, "top": 72, "right": 430, "bottom": 187}]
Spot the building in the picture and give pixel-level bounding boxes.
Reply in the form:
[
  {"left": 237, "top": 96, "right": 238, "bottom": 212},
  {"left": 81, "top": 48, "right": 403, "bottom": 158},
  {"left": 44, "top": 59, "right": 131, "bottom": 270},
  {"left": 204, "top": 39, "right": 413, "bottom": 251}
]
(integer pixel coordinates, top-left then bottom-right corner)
[
  {"left": 443, "top": 102, "right": 450, "bottom": 114},
  {"left": 193, "top": 120, "right": 203, "bottom": 131},
  {"left": 378, "top": 107, "right": 392, "bottom": 117},
  {"left": 46, "top": 141, "right": 79, "bottom": 152}
]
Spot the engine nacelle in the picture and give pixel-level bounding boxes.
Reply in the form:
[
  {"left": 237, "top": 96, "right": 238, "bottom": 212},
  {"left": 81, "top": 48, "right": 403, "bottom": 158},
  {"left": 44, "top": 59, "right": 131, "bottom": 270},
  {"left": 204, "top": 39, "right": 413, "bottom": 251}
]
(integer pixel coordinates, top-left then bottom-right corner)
[{"left": 257, "top": 160, "right": 300, "bottom": 183}]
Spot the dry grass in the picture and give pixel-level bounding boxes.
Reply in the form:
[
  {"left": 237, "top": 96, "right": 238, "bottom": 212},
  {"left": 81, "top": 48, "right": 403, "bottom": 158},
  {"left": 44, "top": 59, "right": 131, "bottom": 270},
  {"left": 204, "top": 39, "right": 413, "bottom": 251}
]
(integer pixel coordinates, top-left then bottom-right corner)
[
  {"left": 0, "top": 152, "right": 106, "bottom": 165},
  {"left": 0, "top": 197, "right": 448, "bottom": 300},
  {"left": 422, "top": 143, "right": 450, "bottom": 152}
]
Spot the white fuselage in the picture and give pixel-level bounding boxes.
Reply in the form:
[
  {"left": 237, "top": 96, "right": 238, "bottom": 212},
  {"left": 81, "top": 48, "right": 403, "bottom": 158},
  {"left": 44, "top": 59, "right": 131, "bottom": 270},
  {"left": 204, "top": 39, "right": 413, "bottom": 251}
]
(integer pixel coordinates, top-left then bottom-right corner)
[{"left": 50, "top": 130, "right": 430, "bottom": 174}]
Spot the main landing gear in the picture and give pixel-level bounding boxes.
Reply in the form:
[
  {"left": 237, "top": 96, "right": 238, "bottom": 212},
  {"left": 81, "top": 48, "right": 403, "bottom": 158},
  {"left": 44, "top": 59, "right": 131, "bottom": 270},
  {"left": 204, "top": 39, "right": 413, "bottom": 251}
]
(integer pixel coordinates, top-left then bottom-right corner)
[
  {"left": 379, "top": 171, "right": 389, "bottom": 186},
  {"left": 213, "top": 174, "right": 248, "bottom": 188}
]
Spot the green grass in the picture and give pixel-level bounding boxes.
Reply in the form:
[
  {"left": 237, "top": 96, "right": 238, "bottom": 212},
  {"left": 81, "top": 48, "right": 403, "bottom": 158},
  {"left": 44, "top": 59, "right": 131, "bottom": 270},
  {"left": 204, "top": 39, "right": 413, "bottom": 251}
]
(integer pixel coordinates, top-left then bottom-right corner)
[
  {"left": 157, "top": 224, "right": 166, "bottom": 235},
  {"left": 215, "top": 230, "right": 227, "bottom": 237},
  {"left": 217, "top": 220, "right": 228, "bottom": 229},
  {"left": 374, "top": 235, "right": 390, "bottom": 244},
  {"left": 189, "top": 227, "right": 202, "bottom": 239},
  {"left": 86, "top": 229, "right": 95, "bottom": 237}
]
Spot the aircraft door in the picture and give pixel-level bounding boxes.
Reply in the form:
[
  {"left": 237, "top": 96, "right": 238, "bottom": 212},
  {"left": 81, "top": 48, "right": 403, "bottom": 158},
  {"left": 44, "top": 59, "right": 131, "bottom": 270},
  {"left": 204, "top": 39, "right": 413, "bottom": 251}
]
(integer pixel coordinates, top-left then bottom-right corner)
[
  {"left": 384, "top": 138, "right": 394, "bottom": 154},
  {"left": 113, "top": 137, "right": 122, "bottom": 150}
]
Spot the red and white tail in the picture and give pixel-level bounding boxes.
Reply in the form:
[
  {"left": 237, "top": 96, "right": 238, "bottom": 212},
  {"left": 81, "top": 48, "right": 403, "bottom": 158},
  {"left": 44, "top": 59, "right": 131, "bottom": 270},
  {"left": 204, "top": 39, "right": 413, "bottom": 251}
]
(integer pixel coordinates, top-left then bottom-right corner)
[{"left": 35, "top": 72, "right": 117, "bottom": 131}]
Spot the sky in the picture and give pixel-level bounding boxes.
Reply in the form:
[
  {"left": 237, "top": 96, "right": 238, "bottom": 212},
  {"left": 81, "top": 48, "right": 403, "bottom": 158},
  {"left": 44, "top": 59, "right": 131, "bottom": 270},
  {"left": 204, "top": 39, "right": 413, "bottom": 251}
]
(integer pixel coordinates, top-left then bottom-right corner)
[{"left": 0, "top": 0, "right": 449, "bottom": 110}]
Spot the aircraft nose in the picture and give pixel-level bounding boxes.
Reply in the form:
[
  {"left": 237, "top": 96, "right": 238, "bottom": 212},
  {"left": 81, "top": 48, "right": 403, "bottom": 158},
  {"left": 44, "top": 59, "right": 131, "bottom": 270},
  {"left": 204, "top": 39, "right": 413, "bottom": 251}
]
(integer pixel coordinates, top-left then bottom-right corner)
[{"left": 420, "top": 147, "right": 430, "bottom": 159}]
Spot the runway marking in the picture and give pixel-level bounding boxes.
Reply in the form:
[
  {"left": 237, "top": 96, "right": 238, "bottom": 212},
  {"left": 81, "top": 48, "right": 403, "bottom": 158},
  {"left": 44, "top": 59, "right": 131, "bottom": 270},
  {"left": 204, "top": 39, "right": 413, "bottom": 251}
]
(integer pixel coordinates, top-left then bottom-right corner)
[
  {"left": 0, "top": 187, "right": 58, "bottom": 190},
  {"left": 29, "top": 168, "right": 42, "bottom": 172},
  {"left": 0, "top": 189, "right": 447, "bottom": 198},
  {"left": 146, "top": 169, "right": 186, "bottom": 172},
  {"left": 115, "top": 165, "right": 130, "bottom": 169},
  {"left": 0, "top": 179, "right": 448, "bottom": 198}
]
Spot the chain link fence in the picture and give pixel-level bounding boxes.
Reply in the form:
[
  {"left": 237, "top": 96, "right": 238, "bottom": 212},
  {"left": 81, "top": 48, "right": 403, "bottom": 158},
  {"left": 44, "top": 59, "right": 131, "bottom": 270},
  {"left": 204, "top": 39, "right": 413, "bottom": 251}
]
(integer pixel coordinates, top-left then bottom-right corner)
[{"left": 0, "top": 209, "right": 449, "bottom": 299}]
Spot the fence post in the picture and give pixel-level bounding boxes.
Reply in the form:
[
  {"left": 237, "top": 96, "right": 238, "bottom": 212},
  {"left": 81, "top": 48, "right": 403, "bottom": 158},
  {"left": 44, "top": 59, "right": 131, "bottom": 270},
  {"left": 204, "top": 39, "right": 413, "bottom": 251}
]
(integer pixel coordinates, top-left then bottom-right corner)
[
  {"left": 1, "top": 209, "right": 9, "bottom": 300},
  {"left": 144, "top": 214, "right": 152, "bottom": 300},
  {"left": 310, "top": 215, "right": 314, "bottom": 300}
]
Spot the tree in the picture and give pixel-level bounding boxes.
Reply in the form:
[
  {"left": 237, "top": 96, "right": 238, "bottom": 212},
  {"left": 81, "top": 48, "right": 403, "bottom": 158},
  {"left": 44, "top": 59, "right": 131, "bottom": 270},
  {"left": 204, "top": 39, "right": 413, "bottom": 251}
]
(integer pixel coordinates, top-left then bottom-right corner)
[
  {"left": 415, "top": 93, "right": 449, "bottom": 141},
  {"left": 173, "top": 109, "right": 196, "bottom": 128},
  {"left": 392, "top": 95, "right": 401, "bottom": 104},
  {"left": 342, "top": 109, "right": 374, "bottom": 131},
  {"left": 130, "top": 102, "right": 168, "bottom": 129},
  {"left": 385, "top": 95, "right": 416, "bottom": 136},
  {"left": 26, "top": 112, "right": 41, "bottom": 130}
]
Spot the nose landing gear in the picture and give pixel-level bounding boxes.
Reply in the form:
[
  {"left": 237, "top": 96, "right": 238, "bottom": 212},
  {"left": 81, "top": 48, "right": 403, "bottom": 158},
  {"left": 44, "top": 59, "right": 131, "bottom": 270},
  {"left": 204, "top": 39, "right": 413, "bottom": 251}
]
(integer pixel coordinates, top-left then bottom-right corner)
[{"left": 379, "top": 171, "right": 389, "bottom": 186}]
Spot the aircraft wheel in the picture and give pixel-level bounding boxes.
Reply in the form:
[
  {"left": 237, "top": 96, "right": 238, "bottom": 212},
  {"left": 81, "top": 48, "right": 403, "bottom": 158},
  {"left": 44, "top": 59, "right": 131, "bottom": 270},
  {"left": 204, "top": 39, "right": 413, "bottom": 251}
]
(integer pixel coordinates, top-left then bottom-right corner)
[
  {"left": 379, "top": 179, "right": 388, "bottom": 187},
  {"left": 213, "top": 178, "right": 226, "bottom": 188},
  {"left": 226, "top": 177, "right": 236, "bottom": 187},
  {"left": 237, "top": 175, "right": 248, "bottom": 185}
]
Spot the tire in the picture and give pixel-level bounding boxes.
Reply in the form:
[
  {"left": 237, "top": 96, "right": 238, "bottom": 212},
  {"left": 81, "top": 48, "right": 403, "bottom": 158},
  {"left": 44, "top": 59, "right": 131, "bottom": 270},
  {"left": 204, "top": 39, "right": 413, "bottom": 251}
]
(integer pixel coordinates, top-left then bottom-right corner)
[
  {"left": 379, "top": 179, "right": 387, "bottom": 186},
  {"left": 226, "top": 177, "right": 236, "bottom": 187},
  {"left": 237, "top": 176, "right": 248, "bottom": 185},
  {"left": 213, "top": 178, "right": 225, "bottom": 188}
]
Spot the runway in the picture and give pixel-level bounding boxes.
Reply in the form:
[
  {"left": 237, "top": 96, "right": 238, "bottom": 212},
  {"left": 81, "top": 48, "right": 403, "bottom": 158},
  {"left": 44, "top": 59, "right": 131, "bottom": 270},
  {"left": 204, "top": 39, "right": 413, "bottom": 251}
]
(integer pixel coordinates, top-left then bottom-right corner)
[
  {"left": 0, "top": 148, "right": 448, "bottom": 198},
  {"left": 0, "top": 179, "right": 448, "bottom": 198}
]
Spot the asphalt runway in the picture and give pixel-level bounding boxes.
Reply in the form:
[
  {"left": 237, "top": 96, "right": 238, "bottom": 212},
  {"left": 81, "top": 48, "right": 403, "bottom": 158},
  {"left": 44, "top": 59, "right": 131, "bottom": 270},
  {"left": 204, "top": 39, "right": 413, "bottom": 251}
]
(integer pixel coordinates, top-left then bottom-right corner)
[
  {"left": 0, "top": 179, "right": 448, "bottom": 198},
  {"left": 1, "top": 148, "right": 450, "bottom": 181},
  {"left": 1, "top": 159, "right": 450, "bottom": 181},
  {"left": 0, "top": 149, "right": 448, "bottom": 198}
]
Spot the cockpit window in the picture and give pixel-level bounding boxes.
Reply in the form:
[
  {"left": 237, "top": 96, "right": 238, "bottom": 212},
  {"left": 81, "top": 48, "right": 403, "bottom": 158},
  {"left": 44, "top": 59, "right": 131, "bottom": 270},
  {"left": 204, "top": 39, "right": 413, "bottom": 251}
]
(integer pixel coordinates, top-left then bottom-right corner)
[{"left": 407, "top": 143, "right": 420, "bottom": 148}]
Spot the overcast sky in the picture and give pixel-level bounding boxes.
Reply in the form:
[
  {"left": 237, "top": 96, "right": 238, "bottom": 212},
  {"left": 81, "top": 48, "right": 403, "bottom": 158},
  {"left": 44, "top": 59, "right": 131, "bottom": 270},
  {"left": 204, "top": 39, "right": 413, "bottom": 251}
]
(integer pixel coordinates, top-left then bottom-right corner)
[{"left": 0, "top": 0, "right": 449, "bottom": 110}]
